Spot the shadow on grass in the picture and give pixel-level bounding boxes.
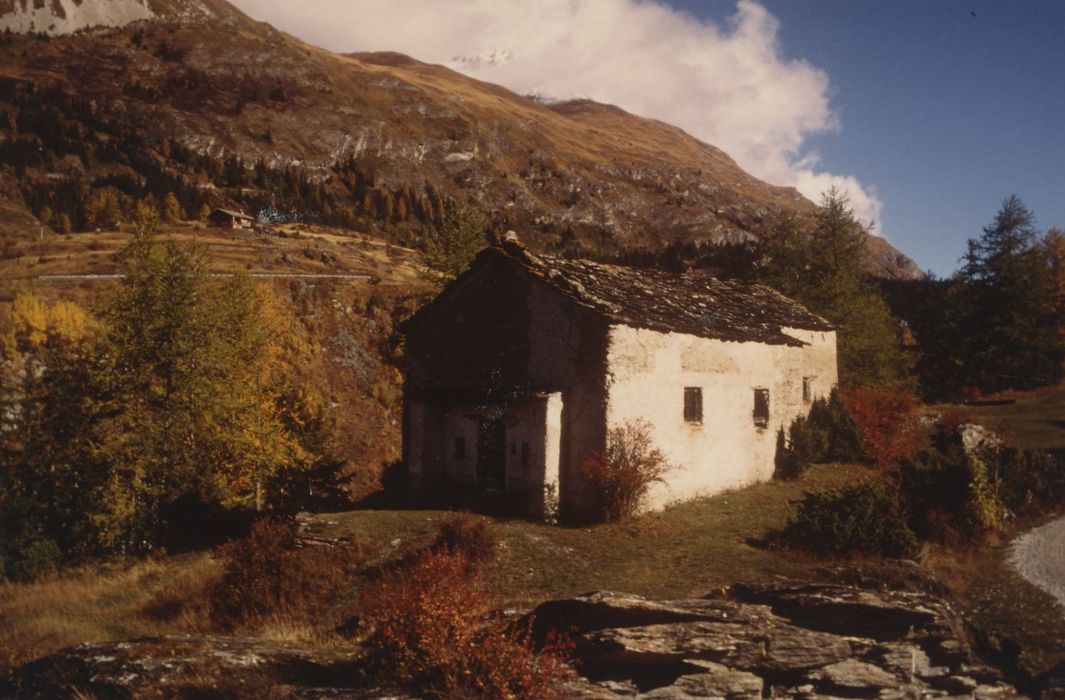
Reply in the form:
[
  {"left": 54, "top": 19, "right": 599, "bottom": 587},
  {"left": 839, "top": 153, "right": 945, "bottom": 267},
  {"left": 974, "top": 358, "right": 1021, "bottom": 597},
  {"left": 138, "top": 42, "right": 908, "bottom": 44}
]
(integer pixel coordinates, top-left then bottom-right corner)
[
  {"left": 354, "top": 463, "right": 539, "bottom": 521},
  {"left": 353, "top": 485, "right": 532, "bottom": 521}
]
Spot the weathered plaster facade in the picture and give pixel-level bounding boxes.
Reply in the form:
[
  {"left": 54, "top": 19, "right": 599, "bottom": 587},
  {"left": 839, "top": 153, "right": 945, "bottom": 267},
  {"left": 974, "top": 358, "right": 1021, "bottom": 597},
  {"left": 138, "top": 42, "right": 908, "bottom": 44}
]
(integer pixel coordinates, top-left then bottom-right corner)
[
  {"left": 402, "top": 237, "right": 837, "bottom": 521},
  {"left": 605, "top": 324, "right": 837, "bottom": 510}
]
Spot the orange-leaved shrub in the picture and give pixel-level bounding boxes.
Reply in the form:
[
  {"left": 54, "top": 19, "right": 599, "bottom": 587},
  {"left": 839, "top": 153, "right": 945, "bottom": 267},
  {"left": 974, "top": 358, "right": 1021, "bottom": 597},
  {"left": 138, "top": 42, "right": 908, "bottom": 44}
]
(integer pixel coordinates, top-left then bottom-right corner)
[
  {"left": 209, "top": 518, "right": 368, "bottom": 628},
  {"left": 843, "top": 385, "right": 921, "bottom": 468},
  {"left": 360, "top": 549, "right": 574, "bottom": 699},
  {"left": 431, "top": 512, "right": 500, "bottom": 570},
  {"left": 583, "top": 419, "right": 672, "bottom": 522}
]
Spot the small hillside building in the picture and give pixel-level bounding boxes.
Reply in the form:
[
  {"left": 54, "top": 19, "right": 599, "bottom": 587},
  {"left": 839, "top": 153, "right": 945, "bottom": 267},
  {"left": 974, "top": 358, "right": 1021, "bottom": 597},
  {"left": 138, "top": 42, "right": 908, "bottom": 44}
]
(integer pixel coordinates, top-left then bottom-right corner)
[
  {"left": 401, "top": 234, "right": 837, "bottom": 521},
  {"left": 208, "top": 208, "right": 255, "bottom": 229}
]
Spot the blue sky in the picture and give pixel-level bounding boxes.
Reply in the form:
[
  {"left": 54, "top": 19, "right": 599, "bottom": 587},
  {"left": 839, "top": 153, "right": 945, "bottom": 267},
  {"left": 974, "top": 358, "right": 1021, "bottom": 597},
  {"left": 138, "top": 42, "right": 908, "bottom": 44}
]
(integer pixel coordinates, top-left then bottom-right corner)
[
  {"left": 675, "top": 0, "right": 1065, "bottom": 276},
  {"left": 237, "top": 0, "right": 1065, "bottom": 277}
]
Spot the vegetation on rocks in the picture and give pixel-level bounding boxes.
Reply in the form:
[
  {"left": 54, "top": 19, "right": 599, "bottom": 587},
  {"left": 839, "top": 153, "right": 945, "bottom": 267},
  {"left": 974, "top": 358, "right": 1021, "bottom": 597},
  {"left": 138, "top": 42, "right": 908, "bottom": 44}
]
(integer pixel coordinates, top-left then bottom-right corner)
[{"left": 779, "top": 399, "right": 1065, "bottom": 562}]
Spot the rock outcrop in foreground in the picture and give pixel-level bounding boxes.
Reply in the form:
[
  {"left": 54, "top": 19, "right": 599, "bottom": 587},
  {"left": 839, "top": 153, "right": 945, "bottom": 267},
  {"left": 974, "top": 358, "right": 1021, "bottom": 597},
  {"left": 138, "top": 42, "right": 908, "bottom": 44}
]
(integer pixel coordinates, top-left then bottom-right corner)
[
  {"left": 532, "top": 582, "right": 1026, "bottom": 699},
  {"left": 2, "top": 582, "right": 1031, "bottom": 698}
]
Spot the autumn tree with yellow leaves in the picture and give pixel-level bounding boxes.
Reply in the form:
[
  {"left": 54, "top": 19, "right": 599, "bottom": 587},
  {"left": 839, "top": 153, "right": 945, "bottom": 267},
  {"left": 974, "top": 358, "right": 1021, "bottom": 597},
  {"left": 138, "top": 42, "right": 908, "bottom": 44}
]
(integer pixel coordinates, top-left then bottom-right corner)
[{"left": 1, "top": 210, "right": 326, "bottom": 569}]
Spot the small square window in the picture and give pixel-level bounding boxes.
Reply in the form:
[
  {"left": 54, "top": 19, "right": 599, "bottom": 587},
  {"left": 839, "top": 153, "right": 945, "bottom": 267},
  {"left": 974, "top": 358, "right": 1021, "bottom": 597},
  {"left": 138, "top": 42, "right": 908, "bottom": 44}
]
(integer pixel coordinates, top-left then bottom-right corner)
[
  {"left": 803, "top": 376, "right": 814, "bottom": 403},
  {"left": 453, "top": 437, "right": 466, "bottom": 459},
  {"left": 684, "top": 387, "right": 703, "bottom": 423},
  {"left": 753, "top": 388, "right": 770, "bottom": 428}
]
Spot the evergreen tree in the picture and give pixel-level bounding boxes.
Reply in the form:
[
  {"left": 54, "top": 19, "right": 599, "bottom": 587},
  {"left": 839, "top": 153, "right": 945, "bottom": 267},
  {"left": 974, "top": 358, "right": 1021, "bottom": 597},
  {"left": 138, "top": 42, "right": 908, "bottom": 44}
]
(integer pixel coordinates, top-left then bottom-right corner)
[
  {"left": 100, "top": 192, "right": 123, "bottom": 229},
  {"left": 162, "top": 191, "right": 185, "bottom": 223},
  {"left": 1041, "top": 227, "right": 1065, "bottom": 340},
  {"left": 420, "top": 204, "right": 490, "bottom": 283},
  {"left": 81, "top": 190, "right": 105, "bottom": 231},
  {"left": 758, "top": 189, "right": 908, "bottom": 388},
  {"left": 955, "top": 196, "right": 1063, "bottom": 391}
]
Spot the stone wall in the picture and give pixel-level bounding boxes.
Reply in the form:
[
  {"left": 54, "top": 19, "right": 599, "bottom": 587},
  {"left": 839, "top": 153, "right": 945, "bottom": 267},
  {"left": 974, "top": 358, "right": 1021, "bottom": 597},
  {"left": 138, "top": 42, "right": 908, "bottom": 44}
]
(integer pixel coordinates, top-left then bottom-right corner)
[{"left": 404, "top": 262, "right": 609, "bottom": 519}]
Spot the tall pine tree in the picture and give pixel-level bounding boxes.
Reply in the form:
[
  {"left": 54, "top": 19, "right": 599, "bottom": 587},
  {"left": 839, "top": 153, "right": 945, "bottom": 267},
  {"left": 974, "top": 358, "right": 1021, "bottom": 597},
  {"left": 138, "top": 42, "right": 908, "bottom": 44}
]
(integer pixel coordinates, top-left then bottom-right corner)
[
  {"left": 956, "top": 195, "right": 1063, "bottom": 391},
  {"left": 758, "top": 189, "right": 908, "bottom": 388}
]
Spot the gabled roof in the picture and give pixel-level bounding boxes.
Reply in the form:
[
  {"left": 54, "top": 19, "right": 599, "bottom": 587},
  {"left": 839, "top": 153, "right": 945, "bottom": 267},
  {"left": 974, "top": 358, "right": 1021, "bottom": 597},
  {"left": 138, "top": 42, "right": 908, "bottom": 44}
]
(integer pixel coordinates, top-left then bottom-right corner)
[
  {"left": 408, "top": 238, "right": 834, "bottom": 347},
  {"left": 213, "top": 208, "right": 254, "bottom": 221}
]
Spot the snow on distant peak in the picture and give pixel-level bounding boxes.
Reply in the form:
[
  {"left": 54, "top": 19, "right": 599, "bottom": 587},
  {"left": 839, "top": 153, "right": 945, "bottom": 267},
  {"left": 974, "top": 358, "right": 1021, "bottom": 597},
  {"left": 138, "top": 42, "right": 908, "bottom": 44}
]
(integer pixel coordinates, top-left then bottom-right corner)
[
  {"left": 0, "top": 0, "right": 155, "bottom": 36},
  {"left": 448, "top": 47, "right": 514, "bottom": 72}
]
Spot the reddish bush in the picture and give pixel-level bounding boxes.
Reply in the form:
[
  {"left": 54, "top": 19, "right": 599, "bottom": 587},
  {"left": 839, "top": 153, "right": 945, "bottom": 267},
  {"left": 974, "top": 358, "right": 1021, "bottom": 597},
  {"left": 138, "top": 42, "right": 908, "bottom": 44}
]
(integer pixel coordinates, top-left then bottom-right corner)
[
  {"left": 361, "top": 550, "right": 487, "bottom": 677},
  {"left": 209, "top": 518, "right": 367, "bottom": 628},
  {"left": 843, "top": 385, "right": 921, "bottom": 468},
  {"left": 360, "top": 549, "right": 574, "bottom": 698},
  {"left": 442, "top": 623, "right": 576, "bottom": 700},
  {"left": 431, "top": 512, "right": 500, "bottom": 569},
  {"left": 583, "top": 419, "right": 672, "bottom": 522}
]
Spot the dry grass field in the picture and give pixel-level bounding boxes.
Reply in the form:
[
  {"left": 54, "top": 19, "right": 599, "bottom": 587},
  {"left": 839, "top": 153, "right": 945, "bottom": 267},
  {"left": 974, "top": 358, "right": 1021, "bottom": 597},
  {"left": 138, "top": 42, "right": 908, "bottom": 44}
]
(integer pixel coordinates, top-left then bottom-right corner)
[
  {"left": 0, "top": 554, "right": 219, "bottom": 671},
  {"left": 0, "top": 221, "right": 424, "bottom": 288}
]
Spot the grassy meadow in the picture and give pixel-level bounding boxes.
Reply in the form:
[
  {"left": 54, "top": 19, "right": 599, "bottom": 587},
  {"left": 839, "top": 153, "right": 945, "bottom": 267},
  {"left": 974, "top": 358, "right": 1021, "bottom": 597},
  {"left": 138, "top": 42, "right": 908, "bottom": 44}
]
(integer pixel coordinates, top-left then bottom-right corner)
[{"left": 0, "top": 462, "right": 870, "bottom": 671}]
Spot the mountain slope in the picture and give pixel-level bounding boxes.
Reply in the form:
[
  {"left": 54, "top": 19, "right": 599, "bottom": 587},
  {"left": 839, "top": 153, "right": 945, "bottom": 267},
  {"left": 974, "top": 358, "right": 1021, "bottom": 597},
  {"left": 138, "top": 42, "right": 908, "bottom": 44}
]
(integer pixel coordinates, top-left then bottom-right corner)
[
  {"left": 0, "top": 0, "right": 923, "bottom": 278},
  {"left": 0, "top": 0, "right": 252, "bottom": 34}
]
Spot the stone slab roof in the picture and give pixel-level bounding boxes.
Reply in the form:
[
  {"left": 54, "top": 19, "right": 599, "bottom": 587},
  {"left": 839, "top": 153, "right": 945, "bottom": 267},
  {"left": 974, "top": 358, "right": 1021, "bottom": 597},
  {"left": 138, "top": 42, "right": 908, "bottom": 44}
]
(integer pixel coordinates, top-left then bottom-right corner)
[
  {"left": 496, "top": 240, "right": 833, "bottom": 346},
  {"left": 212, "top": 208, "right": 254, "bottom": 221}
]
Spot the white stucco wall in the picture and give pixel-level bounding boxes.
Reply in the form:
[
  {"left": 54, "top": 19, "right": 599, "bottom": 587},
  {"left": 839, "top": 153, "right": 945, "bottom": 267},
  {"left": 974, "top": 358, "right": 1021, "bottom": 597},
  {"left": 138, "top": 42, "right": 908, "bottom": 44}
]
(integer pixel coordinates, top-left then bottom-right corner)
[{"left": 604, "top": 324, "right": 837, "bottom": 511}]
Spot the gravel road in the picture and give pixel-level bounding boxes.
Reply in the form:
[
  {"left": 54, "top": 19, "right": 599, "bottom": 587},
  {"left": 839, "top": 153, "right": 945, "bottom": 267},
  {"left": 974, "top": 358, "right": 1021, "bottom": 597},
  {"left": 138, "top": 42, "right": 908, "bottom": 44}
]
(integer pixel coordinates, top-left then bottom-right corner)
[{"left": 1010, "top": 515, "right": 1065, "bottom": 608}]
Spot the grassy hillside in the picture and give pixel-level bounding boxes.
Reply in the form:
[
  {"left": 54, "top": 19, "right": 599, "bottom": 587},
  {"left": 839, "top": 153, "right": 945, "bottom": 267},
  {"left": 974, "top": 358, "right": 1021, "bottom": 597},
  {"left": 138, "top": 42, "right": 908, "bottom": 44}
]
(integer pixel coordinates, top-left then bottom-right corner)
[
  {"left": 0, "top": 462, "right": 869, "bottom": 671},
  {"left": 0, "top": 221, "right": 423, "bottom": 283},
  {"left": 945, "top": 387, "right": 1065, "bottom": 450}
]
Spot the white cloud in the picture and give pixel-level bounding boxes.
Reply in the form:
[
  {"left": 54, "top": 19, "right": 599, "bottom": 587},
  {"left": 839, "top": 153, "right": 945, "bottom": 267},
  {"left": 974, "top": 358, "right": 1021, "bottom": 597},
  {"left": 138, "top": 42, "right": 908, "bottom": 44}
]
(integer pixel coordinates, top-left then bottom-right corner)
[{"left": 231, "top": 0, "right": 882, "bottom": 230}]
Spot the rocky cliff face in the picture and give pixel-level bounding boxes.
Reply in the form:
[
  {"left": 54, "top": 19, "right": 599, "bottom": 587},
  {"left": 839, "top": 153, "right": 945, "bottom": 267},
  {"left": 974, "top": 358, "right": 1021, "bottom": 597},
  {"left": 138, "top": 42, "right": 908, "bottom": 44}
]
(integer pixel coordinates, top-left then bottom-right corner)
[
  {"left": 0, "top": 0, "right": 252, "bottom": 35},
  {"left": 0, "top": 0, "right": 923, "bottom": 279}
]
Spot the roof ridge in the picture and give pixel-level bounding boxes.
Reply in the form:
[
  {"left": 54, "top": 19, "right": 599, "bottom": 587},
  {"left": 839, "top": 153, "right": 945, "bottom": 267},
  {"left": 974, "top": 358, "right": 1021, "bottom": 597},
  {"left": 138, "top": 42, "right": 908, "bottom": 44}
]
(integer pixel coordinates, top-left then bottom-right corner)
[{"left": 489, "top": 240, "right": 833, "bottom": 345}]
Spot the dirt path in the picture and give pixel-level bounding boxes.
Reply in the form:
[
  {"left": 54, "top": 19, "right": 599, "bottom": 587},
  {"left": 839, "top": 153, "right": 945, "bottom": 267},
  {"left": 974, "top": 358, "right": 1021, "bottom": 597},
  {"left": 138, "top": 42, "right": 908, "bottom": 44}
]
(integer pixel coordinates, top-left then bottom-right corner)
[{"left": 1010, "top": 515, "right": 1065, "bottom": 610}]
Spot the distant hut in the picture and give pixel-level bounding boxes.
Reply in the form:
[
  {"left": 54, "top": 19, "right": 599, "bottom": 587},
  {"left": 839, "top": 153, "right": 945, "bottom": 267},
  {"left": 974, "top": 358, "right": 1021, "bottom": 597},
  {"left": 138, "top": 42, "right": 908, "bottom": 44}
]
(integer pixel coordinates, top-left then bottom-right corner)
[{"left": 208, "top": 208, "right": 255, "bottom": 229}]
